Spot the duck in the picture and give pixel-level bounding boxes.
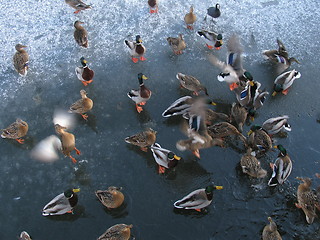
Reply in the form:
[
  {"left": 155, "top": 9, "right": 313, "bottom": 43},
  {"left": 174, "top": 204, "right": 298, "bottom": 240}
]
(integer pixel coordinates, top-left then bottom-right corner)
[
  {"left": 230, "top": 102, "right": 248, "bottom": 133},
  {"left": 184, "top": 6, "right": 197, "bottom": 30},
  {"left": 234, "top": 80, "right": 254, "bottom": 107},
  {"left": 68, "top": 89, "right": 93, "bottom": 120},
  {"left": 206, "top": 3, "right": 221, "bottom": 20},
  {"left": 13, "top": 44, "right": 29, "bottom": 76},
  {"left": 240, "top": 148, "right": 267, "bottom": 178},
  {"left": 174, "top": 184, "right": 223, "bottom": 212},
  {"left": 268, "top": 145, "right": 292, "bottom": 186},
  {"left": 74, "top": 21, "right": 88, "bottom": 48},
  {"left": 95, "top": 186, "right": 124, "bottom": 209},
  {"left": 55, "top": 124, "right": 81, "bottom": 163},
  {"left": 1, "top": 118, "right": 28, "bottom": 144},
  {"left": 148, "top": 0, "right": 158, "bottom": 13},
  {"left": 262, "top": 217, "right": 282, "bottom": 240},
  {"left": 272, "top": 69, "right": 301, "bottom": 96},
  {"left": 97, "top": 224, "right": 133, "bottom": 240},
  {"left": 125, "top": 128, "right": 157, "bottom": 152},
  {"left": 167, "top": 34, "right": 186, "bottom": 55},
  {"left": 295, "top": 177, "right": 318, "bottom": 224},
  {"left": 125, "top": 35, "right": 146, "bottom": 63},
  {"left": 252, "top": 90, "right": 269, "bottom": 110},
  {"left": 127, "top": 73, "right": 152, "bottom": 113},
  {"left": 247, "top": 125, "right": 272, "bottom": 153},
  {"left": 207, "top": 121, "right": 247, "bottom": 146},
  {"left": 150, "top": 143, "right": 181, "bottom": 174},
  {"left": 263, "top": 39, "right": 300, "bottom": 73},
  {"left": 42, "top": 188, "right": 80, "bottom": 216},
  {"left": 75, "top": 57, "right": 94, "bottom": 86},
  {"left": 204, "top": 109, "right": 229, "bottom": 125},
  {"left": 65, "top": 0, "right": 91, "bottom": 14},
  {"left": 19, "top": 231, "right": 32, "bottom": 240},
  {"left": 197, "top": 30, "right": 223, "bottom": 50},
  {"left": 262, "top": 115, "right": 291, "bottom": 135},
  {"left": 176, "top": 72, "right": 208, "bottom": 96}
]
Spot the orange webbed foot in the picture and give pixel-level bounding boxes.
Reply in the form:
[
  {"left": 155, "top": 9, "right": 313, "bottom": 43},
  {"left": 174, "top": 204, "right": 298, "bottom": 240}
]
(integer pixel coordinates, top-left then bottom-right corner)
[
  {"left": 70, "top": 156, "right": 77, "bottom": 164},
  {"left": 82, "top": 80, "right": 93, "bottom": 86},
  {"left": 282, "top": 89, "right": 289, "bottom": 95},
  {"left": 187, "top": 25, "right": 194, "bottom": 30},
  {"left": 15, "top": 138, "right": 25, "bottom": 144},
  {"left": 215, "top": 47, "right": 221, "bottom": 50},
  {"left": 140, "top": 147, "right": 148, "bottom": 152},
  {"left": 131, "top": 57, "right": 139, "bottom": 63},
  {"left": 81, "top": 113, "right": 89, "bottom": 121},
  {"left": 139, "top": 102, "right": 146, "bottom": 106},
  {"left": 192, "top": 149, "right": 200, "bottom": 159},
  {"left": 158, "top": 165, "right": 166, "bottom": 174},
  {"left": 195, "top": 208, "right": 202, "bottom": 212},
  {"left": 74, "top": 10, "right": 81, "bottom": 14},
  {"left": 67, "top": 210, "right": 73, "bottom": 213},
  {"left": 140, "top": 56, "right": 147, "bottom": 61},
  {"left": 229, "top": 82, "right": 238, "bottom": 91},
  {"left": 74, "top": 147, "right": 81, "bottom": 155},
  {"left": 206, "top": 44, "right": 213, "bottom": 49}
]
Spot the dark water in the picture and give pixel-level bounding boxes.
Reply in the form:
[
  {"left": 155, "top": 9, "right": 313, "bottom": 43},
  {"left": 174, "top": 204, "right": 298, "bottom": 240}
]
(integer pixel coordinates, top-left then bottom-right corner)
[{"left": 1, "top": 0, "right": 320, "bottom": 239}]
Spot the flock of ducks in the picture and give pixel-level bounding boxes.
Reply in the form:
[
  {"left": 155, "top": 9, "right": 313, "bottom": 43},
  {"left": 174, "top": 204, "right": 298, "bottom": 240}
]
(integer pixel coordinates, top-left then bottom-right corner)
[{"left": 2, "top": 0, "right": 318, "bottom": 239}]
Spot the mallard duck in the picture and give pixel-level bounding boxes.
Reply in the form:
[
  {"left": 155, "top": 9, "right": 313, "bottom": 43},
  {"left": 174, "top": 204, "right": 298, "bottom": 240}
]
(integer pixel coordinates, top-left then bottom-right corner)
[
  {"left": 127, "top": 73, "right": 152, "bottom": 113},
  {"left": 148, "top": 0, "right": 158, "bottom": 13},
  {"left": 231, "top": 102, "right": 248, "bottom": 133},
  {"left": 74, "top": 21, "right": 88, "bottom": 48},
  {"left": 42, "top": 188, "right": 80, "bottom": 216},
  {"left": 247, "top": 125, "right": 272, "bottom": 153},
  {"left": 184, "top": 6, "right": 197, "bottom": 30},
  {"left": 240, "top": 148, "right": 267, "bottom": 178},
  {"left": 19, "top": 231, "right": 32, "bottom": 240},
  {"left": 174, "top": 184, "right": 223, "bottom": 212},
  {"left": 204, "top": 109, "right": 229, "bottom": 125},
  {"left": 55, "top": 124, "right": 81, "bottom": 163},
  {"left": 150, "top": 143, "right": 181, "bottom": 174},
  {"left": 1, "top": 119, "right": 28, "bottom": 144},
  {"left": 13, "top": 44, "right": 29, "bottom": 76},
  {"left": 98, "top": 224, "right": 133, "bottom": 240},
  {"left": 65, "top": 0, "right": 91, "bottom": 14},
  {"left": 125, "top": 35, "right": 146, "bottom": 63},
  {"left": 263, "top": 39, "right": 300, "bottom": 73},
  {"left": 125, "top": 128, "right": 157, "bottom": 152},
  {"left": 262, "top": 116, "right": 291, "bottom": 135},
  {"left": 69, "top": 90, "right": 93, "bottom": 120},
  {"left": 75, "top": 57, "right": 94, "bottom": 86},
  {"left": 167, "top": 34, "right": 186, "bottom": 55},
  {"left": 197, "top": 30, "right": 223, "bottom": 50},
  {"left": 272, "top": 69, "right": 301, "bottom": 96},
  {"left": 252, "top": 90, "right": 269, "bottom": 110},
  {"left": 268, "top": 145, "right": 292, "bottom": 186},
  {"left": 95, "top": 187, "right": 124, "bottom": 209},
  {"left": 295, "top": 177, "right": 318, "bottom": 224},
  {"left": 207, "top": 121, "right": 247, "bottom": 145},
  {"left": 234, "top": 80, "right": 254, "bottom": 107},
  {"left": 206, "top": 4, "right": 221, "bottom": 20},
  {"left": 227, "top": 34, "right": 245, "bottom": 77},
  {"left": 262, "top": 217, "right": 282, "bottom": 240},
  {"left": 176, "top": 73, "right": 208, "bottom": 96}
]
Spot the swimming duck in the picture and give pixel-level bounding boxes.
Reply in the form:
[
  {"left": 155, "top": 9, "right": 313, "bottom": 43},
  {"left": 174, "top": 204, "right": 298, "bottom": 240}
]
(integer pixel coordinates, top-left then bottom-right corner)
[
  {"left": 65, "top": 0, "right": 91, "bottom": 14},
  {"left": 125, "top": 35, "right": 146, "bottom": 63},
  {"left": 97, "top": 224, "right": 133, "bottom": 240},
  {"left": 68, "top": 90, "right": 93, "bottom": 120},
  {"left": 174, "top": 184, "right": 223, "bottom": 212},
  {"left": 197, "top": 30, "right": 223, "bottom": 50},
  {"left": 127, "top": 73, "right": 152, "bottom": 113},
  {"left": 19, "top": 231, "right": 32, "bottom": 240},
  {"left": 247, "top": 125, "right": 272, "bottom": 153},
  {"left": 263, "top": 39, "right": 300, "bottom": 73},
  {"left": 176, "top": 73, "right": 208, "bottom": 96},
  {"left": 150, "top": 143, "right": 181, "bottom": 174},
  {"left": 295, "top": 177, "right": 318, "bottom": 224},
  {"left": 206, "top": 3, "right": 221, "bottom": 20},
  {"left": 95, "top": 187, "right": 124, "bottom": 209},
  {"left": 125, "top": 128, "right": 157, "bottom": 152},
  {"left": 148, "top": 0, "right": 158, "bottom": 13},
  {"left": 167, "top": 34, "right": 186, "bottom": 55},
  {"left": 1, "top": 119, "right": 28, "bottom": 144},
  {"left": 184, "top": 6, "right": 197, "bottom": 30},
  {"left": 74, "top": 21, "right": 88, "bottom": 48},
  {"left": 262, "top": 217, "right": 282, "bottom": 240},
  {"left": 13, "top": 44, "right": 29, "bottom": 76},
  {"left": 42, "top": 188, "right": 80, "bottom": 216},
  {"left": 230, "top": 102, "right": 248, "bottom": 133},
  {"left": 75, "top": 57, "right": 94, "bottom": 86},
  {"left": 262, "top": 115, "right": 291, "bottom": 135},
  {"left": 240, "top": 148, "right": 267, "bottom": 178},
  {"left": 55, "top": 124, "right": 81, "bottom": 163},
  {"left": 268, "top": 145, "right": 292, "bottom": 186},
  {"left": 272, "top": 69, "right": 301, "bottom": 96}
]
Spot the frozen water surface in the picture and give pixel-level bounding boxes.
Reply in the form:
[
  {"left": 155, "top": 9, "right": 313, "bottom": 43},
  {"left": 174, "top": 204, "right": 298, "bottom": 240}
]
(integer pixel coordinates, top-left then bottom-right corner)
[{"left": 1, "top": 0, "right": 320, "bottom": 239}]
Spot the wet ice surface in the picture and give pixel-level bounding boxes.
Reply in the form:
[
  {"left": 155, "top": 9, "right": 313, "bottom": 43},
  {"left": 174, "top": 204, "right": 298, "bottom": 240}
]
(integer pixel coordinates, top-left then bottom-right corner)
[{"left": 1, "top": 0, "right": 320, "bottom": 239}]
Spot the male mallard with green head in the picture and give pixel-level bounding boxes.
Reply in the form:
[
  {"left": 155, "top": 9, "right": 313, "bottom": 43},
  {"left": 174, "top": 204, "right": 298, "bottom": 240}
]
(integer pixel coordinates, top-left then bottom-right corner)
[
  {"left": 272, "top": 69, "right": 301, "bottom": 96},
  {"left": 75, "top": 57, "right": 94, "bottom": 86},
  {"left": 262, "top": 115, "right": 291, "bottom": 136},
  {"left": 42, "top": 188, "right": 80, "bottom": 216},
  {"left": 74, "top": 21, "right": 88, "bottom": 48},
  {"left": 98, "top": 224, "right": 133, "bottom": 240},
  {"left": 1, "top": 119, "right": 28, "bottom": 144},
  {"left": 151, "top": 143, "right": 181, "bottom": 174},
  {"left": 125, "top": 128, "right": 157, "bottom": 152},
  {"left": 95, "top": 186, "right": 124, "bottom": 209},
  {"left": 13, "top": 44, "right": 29, "bottom": 76},
  {"left": 125, "top": 35, "right": 146, "bottom": 63},
  {"left": 197, "top": 30, "right": 223, "bottom": 50}
]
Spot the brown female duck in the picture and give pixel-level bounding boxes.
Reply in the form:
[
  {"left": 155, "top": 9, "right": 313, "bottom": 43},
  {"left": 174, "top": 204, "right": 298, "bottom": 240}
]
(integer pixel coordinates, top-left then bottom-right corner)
[
  {"left": 1, "top": 119, "right": 28, "bottom": 144},
  {"left": 74, "top": 21, "right": 88, "bottom": 48},
  {"left": 98, "top": 224, "right": 133, "bottom": 240},
  {"left": 13, "top": 44, "right": 29, "bottom": 76},
  {"left": 95, "top": 186, "right": 124, "bottom": 209},
  {"left": 125, "top": 128, "right": 157, "bottom": 152},
  {"left": 167, "top": 34, "right": 186, "bottom": 55},
  {"left": 69, "top": 90, "right": 93, "bottom": 120}
]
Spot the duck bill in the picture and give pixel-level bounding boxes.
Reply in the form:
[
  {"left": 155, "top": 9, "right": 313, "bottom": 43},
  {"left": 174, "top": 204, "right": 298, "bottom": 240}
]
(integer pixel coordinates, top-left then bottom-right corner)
[
  {"left": 73, "top": 188, "right": 81, "bottom": 193},
  {"left": 215, "top": 186, "right": 223, "bottom": 190},
  {"left": 211, "top": 101, "right": 217, "bottom": 106},
  {"left": 247, "top": 130, "right": 253, "bottom": 136},
  {"left": 273, "top": 145, "right": 278, "bottom": 149},
  {"left": 142, "top": 75, "right": 148, "bottom": 80},
  {"left": 271, "top": 91, "right": 277, "bottom": 97},
  {"left": 174, "top": 155, "right": 181, "bottom": 161}
]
